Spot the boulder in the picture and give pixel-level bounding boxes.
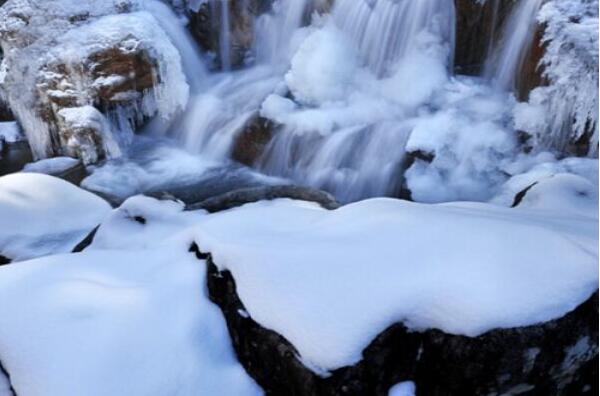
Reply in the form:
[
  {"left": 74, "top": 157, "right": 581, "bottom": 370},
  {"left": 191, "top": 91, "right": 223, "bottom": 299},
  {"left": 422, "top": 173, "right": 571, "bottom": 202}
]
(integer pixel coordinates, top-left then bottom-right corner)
[
  {"left": 187, "top": 184, "right": 341, "bottom": 212},
  {"left": 206, "top": 253, "right": 598, "bottom": 396}
]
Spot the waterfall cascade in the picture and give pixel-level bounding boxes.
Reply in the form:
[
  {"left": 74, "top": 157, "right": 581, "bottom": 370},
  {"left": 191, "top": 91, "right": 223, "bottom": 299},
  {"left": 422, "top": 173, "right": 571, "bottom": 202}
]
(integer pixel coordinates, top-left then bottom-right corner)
[
  {"left": 484, "top": 0, "right": 544, "bottom": 91},
  {"left": 133, "top": 0, "right": 589, "bottom": 203}
]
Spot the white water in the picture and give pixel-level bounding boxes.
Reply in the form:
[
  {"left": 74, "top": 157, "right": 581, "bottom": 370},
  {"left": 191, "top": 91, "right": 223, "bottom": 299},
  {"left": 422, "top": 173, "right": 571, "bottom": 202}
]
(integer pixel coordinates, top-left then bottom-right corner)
[
  {"left": 119, "top": 0, "right": 555, "bottom": 203},
  {"left": 484, "top": 0, "right": 543, "bottom": 91},
  {"left": 332, "top": 0, "right": 455, "bottom": 76}
]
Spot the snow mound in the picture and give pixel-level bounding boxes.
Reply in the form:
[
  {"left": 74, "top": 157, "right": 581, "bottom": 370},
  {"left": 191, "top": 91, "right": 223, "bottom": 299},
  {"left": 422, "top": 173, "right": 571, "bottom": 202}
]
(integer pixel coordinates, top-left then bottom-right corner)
[
  {"left": 193, "top": 197, "right": 598, "bottom": 371},
  {"left": 0, "top": 173, "right": 110, "bottom": 261},
  {"left": 0, "top": 244, "right": 262, "bottom": 396},
  {"left": 89, "top": 195, "right": 205, "bottom": 250}
]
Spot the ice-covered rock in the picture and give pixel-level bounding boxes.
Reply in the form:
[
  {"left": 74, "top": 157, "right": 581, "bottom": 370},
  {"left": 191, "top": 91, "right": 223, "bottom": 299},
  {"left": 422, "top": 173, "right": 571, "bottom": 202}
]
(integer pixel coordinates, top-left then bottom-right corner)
[{"left": 0, "top": 0, "right": 189, "bottom": 163}]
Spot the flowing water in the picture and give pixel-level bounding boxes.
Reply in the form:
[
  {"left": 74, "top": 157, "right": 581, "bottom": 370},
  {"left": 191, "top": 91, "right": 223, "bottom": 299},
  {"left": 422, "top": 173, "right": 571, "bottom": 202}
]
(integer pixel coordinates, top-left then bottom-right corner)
[
  {"left": 484, "top": 0, "right": 543, "bottom": 91},
  {"left": 133, "top": 0, "right": 545, "bottom": 203}
]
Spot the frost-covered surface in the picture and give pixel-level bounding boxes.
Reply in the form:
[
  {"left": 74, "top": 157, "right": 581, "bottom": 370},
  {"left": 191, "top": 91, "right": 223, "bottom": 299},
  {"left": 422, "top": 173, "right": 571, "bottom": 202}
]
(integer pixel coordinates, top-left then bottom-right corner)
[
  {"left": 515, "top": 0, "right": 599, "bottom": 156},
  {"left": 193, "top": 193, "right": 598, "bottom": 371},
  {"left": 0, "top": 241, "right": 262, "bottom": 395},
  {"left": 22, "top": 156, "right": 80, "bottom": 175},
  {"left": 0, "top": 0, "right": 189, "bottom": 161},
  {"left": 0, "top": 173, "right": 110, "bottom": 261}
]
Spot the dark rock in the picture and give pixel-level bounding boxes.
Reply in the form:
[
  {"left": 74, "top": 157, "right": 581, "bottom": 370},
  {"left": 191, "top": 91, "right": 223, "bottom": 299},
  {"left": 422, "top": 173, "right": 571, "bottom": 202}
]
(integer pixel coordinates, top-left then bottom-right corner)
[
  {"left": 188, "top": 0, "right": 271, "bottom": 69},
  {"left": 231, "top": 115, "right": 274, "bottom": 166},
  {"left": 454, "top": 0, "right": 514, "bottom": 76},
  {"left": 51, "top": 161, "right": 88, "bottom": 186},
  {"left": 0, "top": 140, "right": 33, "bottom": 176},
  {"left": 396, "top": 150, "right": 435, "bottom": 202},
  {"left": 187, "top": 184, "right": 340, "bottom": 213},
  {"left": 71, "top": 225, "right": 100, "bottom": 253},
  {"left": 205, "top": 250, "right": 598, "bottom": 396},
  {"left": 0, "top": 255, "right": 11, "bottom": 265},
  {"left": 511, "top": 182, "right": 538, "bottom": 208}
]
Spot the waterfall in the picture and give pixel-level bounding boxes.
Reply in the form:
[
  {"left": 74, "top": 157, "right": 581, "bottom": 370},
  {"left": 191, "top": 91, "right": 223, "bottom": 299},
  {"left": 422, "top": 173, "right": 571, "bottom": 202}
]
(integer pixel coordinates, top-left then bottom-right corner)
[
  {"left": 174, "top": 0, "right": 314, "bottom": 159},
  {"left": 253, "top": 0, "right": 456, "bottom": 202},
  {"left": 332, "top": 0, "right": 455, "bottom": 76},
  {"left": 484, "top": 0, "right": 543, "bottom": 91}
]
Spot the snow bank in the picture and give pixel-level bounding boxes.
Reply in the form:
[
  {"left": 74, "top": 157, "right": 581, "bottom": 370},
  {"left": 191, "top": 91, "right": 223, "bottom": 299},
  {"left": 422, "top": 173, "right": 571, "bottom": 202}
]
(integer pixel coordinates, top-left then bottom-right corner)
[
  {"left": 0, "top": 173, "right": 110, "bottom": 261},
  {"left": 193, "top": 196, "right": 598, "bottom": 371},
  {"left": 0, "top": 243, "right": 261, "bottom": 395}
]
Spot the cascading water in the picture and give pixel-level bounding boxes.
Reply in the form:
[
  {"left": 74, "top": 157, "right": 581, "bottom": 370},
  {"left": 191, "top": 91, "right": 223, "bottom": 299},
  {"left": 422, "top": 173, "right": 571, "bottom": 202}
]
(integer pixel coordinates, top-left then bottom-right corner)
[
  {"left": 484, "top": 0, "right": 543, "bottom": 91},
  {"left": 131, "top": 0, "right": 552, "bottom": 203},
  {"left": 253, "top": 0, "right": 456, "bottom": 202},
  {"left": 332, "top": 0, "right": 455, "bottom": 76}
]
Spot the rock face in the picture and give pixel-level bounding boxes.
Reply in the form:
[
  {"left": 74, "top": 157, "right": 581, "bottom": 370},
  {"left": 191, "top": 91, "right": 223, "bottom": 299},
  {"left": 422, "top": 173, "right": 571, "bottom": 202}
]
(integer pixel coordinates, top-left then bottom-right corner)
[
  {"left": 187, "top": 184, "right": 340, "bottom": 212},
  {"left": 0, "top": 0, "right": 188, "bottom": 164},
  {"left": 453, "top": 0, "right": 545, "bottom": 99},
  {"left": 453, "top": 0, "right": 514, "bottom": 75},
  {"left": 206, "top": 253, "right": 598, "bottom": 396},
  {"left": 231, "top": 115, "right": 274, "bottom": 166},
  {"left": 187, "top": 0, "right": 272, "bottom": 69}
]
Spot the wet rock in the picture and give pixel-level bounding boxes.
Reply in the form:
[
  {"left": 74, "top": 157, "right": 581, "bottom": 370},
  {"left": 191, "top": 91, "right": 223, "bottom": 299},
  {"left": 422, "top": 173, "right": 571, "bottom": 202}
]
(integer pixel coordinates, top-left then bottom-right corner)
[
  {"left": 231, "top": 115, "right": 274, "bottom": 166},
  {"left": 0, "top": 140, "right": 33, "bottom": 176},
  {"left": 187, "top": 184, "right": 341, "bottom": 212},
  {"left": 454, "top": 0, "right": 514, "bottom": 75},
  {"left": 188, "top": 0, "right": 269, "bottom": 69},
  {"left": 206, "top": 252, "right": 598, "bottom": 396}
]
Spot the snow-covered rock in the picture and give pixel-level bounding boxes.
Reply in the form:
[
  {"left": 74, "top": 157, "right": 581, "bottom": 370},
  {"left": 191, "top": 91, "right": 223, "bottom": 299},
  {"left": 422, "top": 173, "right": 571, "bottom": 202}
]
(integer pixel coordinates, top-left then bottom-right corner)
[
  {"left": 194, "top": 196, "right": 598, "bottom": 372},
  {"left": 0, "top": 173, "right": 110, "bottom": 261}
]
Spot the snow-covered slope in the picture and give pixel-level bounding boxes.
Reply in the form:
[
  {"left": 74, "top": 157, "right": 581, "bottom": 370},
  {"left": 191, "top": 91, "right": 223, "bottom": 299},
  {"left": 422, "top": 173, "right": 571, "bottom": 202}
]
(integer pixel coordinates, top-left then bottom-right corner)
[
  {"left": 193, "top": 180, "right": 598, "bottom": 371},
  {"left": 0, "top": 173, "right": 110, "bottom": 261}
]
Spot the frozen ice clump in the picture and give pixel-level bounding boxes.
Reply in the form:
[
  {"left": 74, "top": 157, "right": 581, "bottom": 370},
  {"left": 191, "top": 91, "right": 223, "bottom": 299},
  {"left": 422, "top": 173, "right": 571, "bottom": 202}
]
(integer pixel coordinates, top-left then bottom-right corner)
[
  {"left": 285, "top": 23, "right": 359, "bottom": 106},
  {"left": 0, "top": 173, "right": 111, "bottom": 261}
]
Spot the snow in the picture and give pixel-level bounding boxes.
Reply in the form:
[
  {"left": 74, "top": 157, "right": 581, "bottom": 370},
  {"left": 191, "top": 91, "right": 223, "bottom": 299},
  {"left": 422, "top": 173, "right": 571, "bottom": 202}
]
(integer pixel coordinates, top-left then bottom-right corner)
[
  {"left": 192, "top": 195, "right": 598, "bottom": 372},
  {"left": 89, "top": 195, "right": 204, "bottom": 250},
  {"left": 0, "top": 242, "right": 262, "bottom": 396},
  {"left": 0, "top": 173, "right": 110, "bottom": 261},
  {"left": 492, "top": 156, "right": 599, "bottom": 207},
  {"left": 389, "top": 381, "right": 416, "bottom": 396},
  {"left": 22, "top": 157, "right": 80, "bottom": 175}
]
